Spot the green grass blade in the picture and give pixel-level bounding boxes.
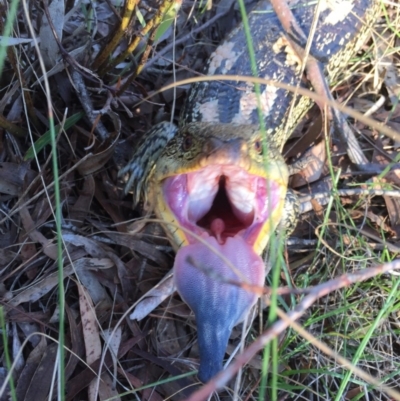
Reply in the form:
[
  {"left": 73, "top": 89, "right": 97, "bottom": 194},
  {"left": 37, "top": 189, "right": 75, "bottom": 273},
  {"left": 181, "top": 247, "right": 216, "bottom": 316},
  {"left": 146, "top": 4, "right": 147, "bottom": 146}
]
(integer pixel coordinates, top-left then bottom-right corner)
[
  {"left": 24, "top": 111, "right": 84, "bottom": 160},
  {"left": 0, "top": 307, "right": 17, "bottom": 401},
  {"left": 0, "top": 0, "right": 20, "bottom": 77}
]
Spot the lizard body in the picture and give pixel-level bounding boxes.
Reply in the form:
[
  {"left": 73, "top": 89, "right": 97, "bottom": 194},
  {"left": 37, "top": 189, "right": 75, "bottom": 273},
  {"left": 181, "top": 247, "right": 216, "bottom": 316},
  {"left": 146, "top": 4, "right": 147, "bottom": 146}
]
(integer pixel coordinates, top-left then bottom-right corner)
[{"left": 120, "top": 0, "right": 379, "bottom": 382}]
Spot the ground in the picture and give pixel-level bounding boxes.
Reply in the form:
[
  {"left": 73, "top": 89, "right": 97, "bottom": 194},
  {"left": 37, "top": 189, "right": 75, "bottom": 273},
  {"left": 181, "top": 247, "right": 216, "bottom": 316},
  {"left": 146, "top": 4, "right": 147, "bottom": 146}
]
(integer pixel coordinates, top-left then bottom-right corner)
[{"left": 0, "top": 0, "right": 400, "bottom": 400}]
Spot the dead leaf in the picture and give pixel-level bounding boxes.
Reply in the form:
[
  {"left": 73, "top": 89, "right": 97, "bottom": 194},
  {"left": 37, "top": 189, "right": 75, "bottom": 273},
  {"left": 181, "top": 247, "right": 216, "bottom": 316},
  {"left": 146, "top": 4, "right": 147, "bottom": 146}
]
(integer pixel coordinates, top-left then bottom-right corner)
[
  {"left": 107, "top": 231, "right": 169, "bottom": 268},
  {"left": 375, "top": 31, "right": 400, "bottom": 106},
  {"left": 39, "top": 0, "right": 64, "bottom": 67},
  {"left": 65, "top": 337, "right": 144, "bottom": 400},
  {"left": 102, "top": 326, "right": 122, "bottom": 398},
  {"left": 17, "top": 322, "right": 42, "bottom": 347},
  {"left": 9, "top": 258, "right": 114, "bottom": 306},
  {"left": 98, "top": 373, "right": 121, "bottom": 401},
  {"left": 19, "top": 205, "right": 58, "bottom": 260},
  {"left": 130, "top": 273, "right": 174, "bottom": 321},
  {"left": 62, "top": 233, "right": 110, "bottom": 258},
  {"left": 21, "top": 342, "right": 58, "bottom": 401},
  {"left": 77, "top": 131, "right": 120, "bottom": 176},
  {"left": 155, "top": 316, "right": 188, "bottom": 356},
  {"left": 15, "top": 336, "right": 47, "bottom": 401},
  {"left": 117, "top": 369, "right": 164, "bottom": 401},
  {"left": 12, "top": 324, "right": 25, "bottom": 375},
  {"left": 76, "top": 269, "right": 112, "bottom": 306},
  {"left": 78, "top": 283, "right": 102, "bottom": 401},
  {"left": 0, "top": 36, "right": 34, "bottom": 46},
  {"left": 69, "top": 175, "right": 95, "bottom": 227},
  {"left": 0, "top": 162, "right": 36, "bottom": 196},
  {"left": 372, "top": 141, "right": 400, "bottom": 237},
  {"left": 0, "top": 249, "right": 18, "bottom": 267},
  {"left": 102, "top": 327, "right": 122, "bottom": 361}
]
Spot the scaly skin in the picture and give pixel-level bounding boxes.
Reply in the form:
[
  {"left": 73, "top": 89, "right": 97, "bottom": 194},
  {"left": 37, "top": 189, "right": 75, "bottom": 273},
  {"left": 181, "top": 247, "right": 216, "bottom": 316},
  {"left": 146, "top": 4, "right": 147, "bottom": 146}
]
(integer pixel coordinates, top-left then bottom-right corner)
[
  {"left": 120, "top": 0, "right": 379, "bottom": 383},
  {"left": 151, "top": 123, "right": 288, "bottom": 254},
  {"left": 120, "top": 122, "right": 289, "bottom": 382}
]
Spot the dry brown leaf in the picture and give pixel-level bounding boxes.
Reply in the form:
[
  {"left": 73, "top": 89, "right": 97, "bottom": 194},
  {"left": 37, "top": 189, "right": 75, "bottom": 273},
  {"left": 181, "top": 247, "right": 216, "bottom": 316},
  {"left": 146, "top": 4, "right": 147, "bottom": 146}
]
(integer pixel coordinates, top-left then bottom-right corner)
[
  {"left": 0, "top": 222, "right": 18, "bottom": 251},
  {"left": 108, "top": 231, "right": 169, "bottom": 268},
  {"left": 63, "top": 233, "right": 107, "bottom": 258},
  {"left": 366, "top": 211, "right": 396, "bottom": 235},
  {"left": 39, "top": 0, "right": 64, "bottom": 67},
  {"left": 98, "top": 373, "right": 121, "bottom": 401},
  {"left": 21, "top": 342, "right": 58, "bottom": 401},
  {"left": 16, "top": 321, "right": 41, "bottom": 347},
  {"left": 76, "top": 269, "right": 112, "bottom": 306},
  {"left": 65, "top": 304, "right": 85, "bottom": 381},
  {"left": 130, "top": 273, "right": 174, "bottom": 321},
  {"left": 155, "top": 316, "right": 188, "bottom": 356},
  {"left": 381, "top": 194, "right": 400, "bottom": 237},
  {"left": 19, "top": 205, "right": 58, "bottom": 260},
  {"left": 93, "top": 174, "right": 126, "bottom": 229},
  {"left": 78, "top": 283, "right": 102, "bottom": 401},
  {"left": 284, "top": 112, "right": 323, "bottom": 158},
  {"left": 0, "top": 249, "right": 18, "bottom": 267},
  {"left": 68, "top": 229, "right": 133, "bottom": 300},
  {"left": 69, "top": 175, "right": 95, "bottom": 227},
  {"left": 8, "top": 265, "right": 74, "bottom": 306},
  {"left": 102, "top": 327, "right": 122, "bottom": 361},
  {"left": 372, "top": 144, "right": 400, "bottom": 236},
  {"left": 65, "top": 337, "right": 142, "bottom": 400},
  {"left": 8, "top": 258, "right": 114, "bottom": 306},
  {"left": 15, "top": 336, "right": 47, "bottom": 401},
  {"left": 16, "top": 336, "right": 47, "bottom": 400},
  {"left": 111, "top": 253, "right": 136, "bottom": 303},
  {"left": 116, "top": 369, "right": 164, "bottom": 401},
  {"left": 62, "top": 233, "right": 110, "bottom": 257},
  {"left": 0, "top": 163, "right": 36, "bottom": 196},
  {"left": 345, "top": 385, "right": 363, "bottom": 399},
  {"left": 12, "top": 323, "right": 25, "bottom": 375},
  {"left": 102, "top": 326, "right": 122, "bottom": 397},
  {"left": 18, "top": 234, "right": 38, "bottom": 269},
  {"left": 125, "top": 219, "right": 148, "bottom": 236},
  {"left": 77, "top": 131, "right": 120, "bottom": 176},
  {"left": 375, "top": 30, "right": 400, "bottom": 106}
]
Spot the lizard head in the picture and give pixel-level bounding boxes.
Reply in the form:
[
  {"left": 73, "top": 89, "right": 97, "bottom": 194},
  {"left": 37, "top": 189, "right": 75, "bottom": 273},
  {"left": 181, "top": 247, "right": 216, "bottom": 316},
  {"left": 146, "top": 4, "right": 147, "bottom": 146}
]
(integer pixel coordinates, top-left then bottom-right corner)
[
  {"left": 150, "top": 122, "right": 288, "bottom": 382},
  {"left": 152, "top": 122, "right": 289, "bottom": 253}
]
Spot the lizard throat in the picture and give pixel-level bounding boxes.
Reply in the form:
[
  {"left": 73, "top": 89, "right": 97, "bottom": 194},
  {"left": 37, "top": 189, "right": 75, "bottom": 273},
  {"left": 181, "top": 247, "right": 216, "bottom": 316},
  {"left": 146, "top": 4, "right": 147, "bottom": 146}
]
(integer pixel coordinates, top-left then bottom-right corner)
[{"left": 162, "top": 164, "right": 282, "bottom": 247}]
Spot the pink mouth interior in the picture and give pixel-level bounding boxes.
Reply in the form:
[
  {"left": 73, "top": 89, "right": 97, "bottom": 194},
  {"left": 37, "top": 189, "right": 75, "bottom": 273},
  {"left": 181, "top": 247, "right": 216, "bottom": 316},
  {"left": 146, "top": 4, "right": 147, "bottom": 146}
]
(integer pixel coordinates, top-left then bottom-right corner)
[
  {"left": 165, "top": 164, "right": 283, "bottom": 382},
  {"left": 163, "top": 164, "right": 280, "bottom": 246}
]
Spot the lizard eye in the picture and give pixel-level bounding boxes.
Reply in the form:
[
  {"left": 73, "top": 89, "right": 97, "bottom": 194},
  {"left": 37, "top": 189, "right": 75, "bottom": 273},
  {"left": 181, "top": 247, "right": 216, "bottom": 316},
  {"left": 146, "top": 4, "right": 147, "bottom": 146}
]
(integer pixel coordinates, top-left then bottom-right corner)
[
  {"left": 254, "top": 140, "right": 263, "bottom": 155},
  {"left": 182, "top": 135, "right": 193, "bottom": 151}
]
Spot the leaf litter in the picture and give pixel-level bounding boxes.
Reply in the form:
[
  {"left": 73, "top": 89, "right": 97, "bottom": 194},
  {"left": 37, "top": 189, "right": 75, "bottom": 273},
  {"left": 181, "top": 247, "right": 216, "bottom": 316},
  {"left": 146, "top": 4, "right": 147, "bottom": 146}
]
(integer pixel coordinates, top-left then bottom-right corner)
[{"left": 0, "top": 0, "right": 399, "bottom": 400}]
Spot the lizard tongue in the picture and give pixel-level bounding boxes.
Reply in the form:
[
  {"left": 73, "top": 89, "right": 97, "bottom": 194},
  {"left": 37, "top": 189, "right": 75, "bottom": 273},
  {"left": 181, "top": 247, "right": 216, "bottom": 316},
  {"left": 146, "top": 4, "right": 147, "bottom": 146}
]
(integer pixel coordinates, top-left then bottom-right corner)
[{"left": 173, "top": 233, "right": 265, "bottom": 383}]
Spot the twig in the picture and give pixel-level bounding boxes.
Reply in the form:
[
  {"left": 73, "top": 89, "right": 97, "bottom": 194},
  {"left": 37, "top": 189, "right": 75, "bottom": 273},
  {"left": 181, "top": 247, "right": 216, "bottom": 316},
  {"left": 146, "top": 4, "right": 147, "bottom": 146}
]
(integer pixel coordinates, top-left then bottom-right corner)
[
  {"left": 92, "top": 0, "right": 139, "bottom": 72},
  {"left": 131, "top": 74, "right": 400, "bottom": 146},
  {"left": 300, "top": 188, "right": 400, "bottom": 214},
  {"left": 0, "top": 9, "right": 38, "bottom": 127},
  {"left": 0, "top": 114, "right": 27, "bottom": 137},
  {"left": 41, "top": 0, "right": 113, "bottom": 92},
  {"left": 142, "top": 7, "right": 232, "bottom": 72},
  {"left": 0, "top": 154, "right": 93, "bottom": 226},
  {"left": 110, "top": 0, "right": 177, "bottom": 78},
  {"left": 270, "top": 0, "right": 372, "bottom": 169},
  {"left": 183, "top": 260, "right": 400, "bottom": 401},
  {"left": 71, "top": 70, "right": 109, "bottom": 141}
]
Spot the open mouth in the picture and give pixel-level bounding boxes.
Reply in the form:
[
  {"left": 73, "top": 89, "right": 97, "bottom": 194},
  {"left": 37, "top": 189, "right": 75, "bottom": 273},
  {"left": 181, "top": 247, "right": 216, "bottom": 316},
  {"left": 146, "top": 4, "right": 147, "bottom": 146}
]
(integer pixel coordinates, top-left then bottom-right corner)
[
  {"left": 162, "top": 164, "right": 282, "bottom": 247},
  {"left": 166, "top": 163, "right": 285, "bottom": 382}
]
